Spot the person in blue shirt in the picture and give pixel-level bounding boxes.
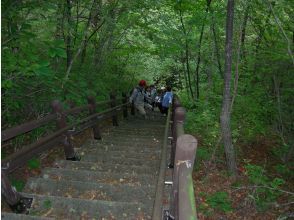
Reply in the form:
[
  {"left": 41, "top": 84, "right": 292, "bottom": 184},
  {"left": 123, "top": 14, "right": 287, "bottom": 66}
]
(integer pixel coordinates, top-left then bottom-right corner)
[{"left": 161, "top": 86, "right": 173, "bottom": 115}]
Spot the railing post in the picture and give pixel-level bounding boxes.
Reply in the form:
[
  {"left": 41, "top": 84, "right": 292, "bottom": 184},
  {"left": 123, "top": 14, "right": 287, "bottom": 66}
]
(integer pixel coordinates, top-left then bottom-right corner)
[
  {"left": 172, "top": 134, "right": 197, "bottom": 219},
  {"left": 170, "top": 103, "right": 184, "bottom": 168},
  {"left": 170, "top": 106, "right": 186, "bottom": 217},
  {"left": 1, "top": 171, "right": 33, "bottom": 213},
  {"left": 110, "top": 92, "right": 118, "bottom": 126},
  {"left": 87, "top": 96, "right": 102, "bottom": 140},
  {"left": 51, "top": 100, "right": 76, "bottom": 160},
  {"left": 131, "top": 103, "right": 135, "bottom": 115},
  {"left": 122, "top": 92, "right": 128, "bottom": 118}
]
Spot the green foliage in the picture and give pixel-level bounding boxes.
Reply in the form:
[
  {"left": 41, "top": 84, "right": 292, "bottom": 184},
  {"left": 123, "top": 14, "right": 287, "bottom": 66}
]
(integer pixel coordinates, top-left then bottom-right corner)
[
  {"left": 27, "top": 157, "right": 41, "bottom": 170},
  {"left": 43, "top": 199, "right": 52, "bottom": 209},
  {"left": 206, "top": 191, "right": 233, "bottom": 213},
  {"left": 10, "top": 179, "right": 25, "bottom": 192},
  {"left": 274, "top": 164, "right": 294, "bottom": 179},
  {"left": 271, "top": 144, "right": 291, "bottom": 161},
  {"left": 244, "top": 163, "right": 286, "bottom": 211}
]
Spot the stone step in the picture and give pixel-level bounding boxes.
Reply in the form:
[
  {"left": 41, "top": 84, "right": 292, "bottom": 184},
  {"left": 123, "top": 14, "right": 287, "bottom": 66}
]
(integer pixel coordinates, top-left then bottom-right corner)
[
  {"left": 91, "top": 140, "right": 162, "bottom": 148},
  {"left": 24, "top": 178, "right": 155, "bottom": 205},
  {"left": 78, "top": 148, "right": 161, "bottom": 160},
  {"left": 41, "top": 168, "right": 157, "bottom": 186},
  {"left": 81, "top": 154, "right": 160, "bottom": 168},
  {"left": 1, "top": 213, "right": 53, "bottom": 220},
  {"left": 76, "top": 143, "right": 162, "bottom": 154},
  {"left": 107, "top": 128, "right": 165, "bottom": 135},
  {"left": 102, "top": 132, "right": 163, "bottom": 139},
  {"left": 21, "top": 193, "right": 152, "bottom": 219},
  {"left": 82, "top": 139, "right": 162, "bottom": 148},
  {"left": 115, "top": 124, "right": 166, "bottom": 129},
  {"left": 53, "top": 160, "right": 159, "bottom": 175},
  {"left": 101, "top": 136, "right": 163, "bottom": 143}
]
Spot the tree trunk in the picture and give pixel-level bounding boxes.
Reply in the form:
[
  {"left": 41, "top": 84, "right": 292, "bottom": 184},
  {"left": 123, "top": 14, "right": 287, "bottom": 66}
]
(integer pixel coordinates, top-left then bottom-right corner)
[
  {"left": 240, "top": 4, "right": 249, "bottom": 59},
  {"left": 179, "top": 7, "right": 194, "bottom": 99},
  {"left": 195, "top": 0, "right": 212, "bottom": 100},
  {"left": 65, "top": 0, "right": 72, "bottom": 69},
  {"left": 181, "top": 51, "right": 190, "bottom": 97},
  {"left": 220, "top": 0, "right": 237, "bottom": 176},
  {"left": 210, "top": 7, "right": 223, "bottom": 78}
]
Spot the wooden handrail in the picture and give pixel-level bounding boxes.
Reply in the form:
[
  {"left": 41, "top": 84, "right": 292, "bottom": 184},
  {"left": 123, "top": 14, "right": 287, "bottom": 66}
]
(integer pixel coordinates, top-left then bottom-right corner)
[
  {"left": 1, "top": 92, "right": 129, "bottom": 209},
  {"left": 170, "top": 97, "right": 198, "bottom": 220},
  {"left": 1, "top": 114, "right": 57, "bottom": 142},
  {"left": 152, "top": 107, "right": 172, "bottom": 220}
]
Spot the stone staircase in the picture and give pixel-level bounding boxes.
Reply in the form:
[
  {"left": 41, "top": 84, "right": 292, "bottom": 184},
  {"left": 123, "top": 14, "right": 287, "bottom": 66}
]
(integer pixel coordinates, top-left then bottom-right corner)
[{"left": 2, "top": 114, "right": 166, "bottom": 219}]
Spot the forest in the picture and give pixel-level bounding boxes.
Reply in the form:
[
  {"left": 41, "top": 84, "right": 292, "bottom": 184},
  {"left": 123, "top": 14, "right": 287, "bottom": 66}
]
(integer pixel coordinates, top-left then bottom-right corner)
[{"left": 1, "top": 0, "right": 293, "bottom": 219}]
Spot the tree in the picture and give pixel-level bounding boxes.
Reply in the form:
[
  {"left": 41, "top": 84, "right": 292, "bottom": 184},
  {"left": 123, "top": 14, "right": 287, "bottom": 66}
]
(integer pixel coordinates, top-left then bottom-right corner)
[{"left": 220, "top": 0, "right": 237, "bottom": 176}]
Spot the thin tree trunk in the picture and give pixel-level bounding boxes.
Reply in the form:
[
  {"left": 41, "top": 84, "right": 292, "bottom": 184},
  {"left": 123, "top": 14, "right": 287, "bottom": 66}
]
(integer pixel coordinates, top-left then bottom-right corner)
[
  {"left": 179, "top": 7, "right": 194, "bottom": 99},
  {"left": 210, "top": 7, "right": 223, "bottom": 78},
  {"left": 265, "top": 0, "right": 294, "bottom": 65},
  {"left": 253, "top": 10, "right": 271, "bottom": 73},
  {"left": 195, "top": 0, "right": 212, "bottom": 99},
  {"left": 181, "top": 51, "right": 190, "bottom": 98},
  {"left": 230, "top": 5, "right": 249, "bottom": 112},
  {"left": 63, "top": 0, "right": 102, "bottom": 86},
  {"left": 220, "top": 0, "right": 237, "bottom": 176},
  {"left": 66, "top": 0, "right": 72, "bottom": 69},
  {"left": 273, "top": 75, "right": 285, "bottom": 143},
  {"left": 240, "top": 3, "right": 249, "bottom": 59}
]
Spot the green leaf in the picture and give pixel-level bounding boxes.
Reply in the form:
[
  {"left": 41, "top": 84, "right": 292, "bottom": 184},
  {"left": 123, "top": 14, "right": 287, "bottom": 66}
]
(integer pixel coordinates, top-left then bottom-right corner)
[
  {"left": 2, "top": 80, "right": 13, "bottom": 89},
  {"left": 33, "top": 66, "right": 52, "bottom": 76},
  {"left": 39, "top": 60, "right": 50, "bottom": 67},
  {"left": 27, "top": 157, "right": 41, "bottom": 170},
  {"left": 55, "top": 48, "right": 67, "bottom": 58},
  {"left": 49, "top": 47, "right": 56, "bottom": 58}
]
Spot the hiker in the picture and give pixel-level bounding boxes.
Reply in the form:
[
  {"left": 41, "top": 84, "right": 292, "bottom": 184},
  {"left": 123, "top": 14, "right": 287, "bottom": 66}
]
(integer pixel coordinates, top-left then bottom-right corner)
[
  {"left": 161, "top": 86, "right": 173, "bottom": 115},
  {"left": 129, "top": 80, "right": 152, "bottom": 118},
  {"left": 150, "top": 85, "right": 157, "bottom": 108},
  {"left": 156, "top": 87, "right": 166, "bottom": 113}
]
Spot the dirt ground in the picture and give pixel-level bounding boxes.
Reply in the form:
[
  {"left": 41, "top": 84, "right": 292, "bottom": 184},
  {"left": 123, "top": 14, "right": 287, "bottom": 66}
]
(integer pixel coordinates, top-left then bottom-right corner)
[{"left": 193, "top": 136, "right": 294, "bottom": 220}]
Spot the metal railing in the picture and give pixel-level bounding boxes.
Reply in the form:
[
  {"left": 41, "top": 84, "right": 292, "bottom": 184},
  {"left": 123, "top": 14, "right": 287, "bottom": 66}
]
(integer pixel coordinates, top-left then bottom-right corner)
[{"left": 1, "top": 92, "right": 129, "bottom": 208}]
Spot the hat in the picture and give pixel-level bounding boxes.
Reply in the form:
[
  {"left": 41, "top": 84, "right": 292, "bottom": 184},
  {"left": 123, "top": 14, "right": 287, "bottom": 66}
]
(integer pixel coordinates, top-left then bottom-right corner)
[{"left": 139, "top": 80, "right": 147, "bottom": 86}]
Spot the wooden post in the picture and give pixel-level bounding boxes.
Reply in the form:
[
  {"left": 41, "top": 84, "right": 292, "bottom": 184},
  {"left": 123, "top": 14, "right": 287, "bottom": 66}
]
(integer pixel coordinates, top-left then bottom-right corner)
[
  {"left": 131, "top": 102, "right": 135, "bottom": 115},
  {"left": 51, "top": 100, "right": 75, "bottom": 159},
  {"left": 1, "top": 171, "right": 33, "bottom": 213},
  {"left": 170, "top": 104, "right": 185, "bottom": 168},
  {"left": 1, "top": 171, "right": 21, "bottom": 206},
  {"left": 122, "top": 92, "right": 128, "bottom": 118},
  {"left": 110, "top": 93, "right": 118, "bottom": 126},
  {"left": 87, "top": 96, "right": 102, "bottom": 140},
  {"left": 172, "top": 134, "right": 197, "bottom": 219}
]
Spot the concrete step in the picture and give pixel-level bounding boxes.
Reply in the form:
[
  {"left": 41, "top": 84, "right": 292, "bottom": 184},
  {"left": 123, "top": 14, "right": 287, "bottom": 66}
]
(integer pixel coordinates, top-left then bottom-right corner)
[
  {"left": 81, "top": 154, "right": 160, "bottom": 168},
  {"left": 100, "top": 136, "right": 163, "bottom": 144},
  {"left": 41, "top": 168, "right": 157, "bottom": 186},
  {"left": 53, "top": 160, "right": 159, "bottom": 175},
  {"left": 78, "top": 148, "right": 161, "bottom": 160},
  {"left": 76, "top": 143, "right": 162, "bottom": 154},
  {"left": 106, "top": 127, "right": 165, "bottom": 135},
  {"left": 24, "top": 178, "right": 155, "bottom": 205},
  {"left": 82, "top": 139, "right": 162, "bottom": 149},
  {"left": 1, "top": 213, "right": 53, "bottom": 220},
  {"left": 102, "top": 132, "right": 163, "bottom": 139},
  {"left": 106, "top": 130, "right": 165, "bottom": 137},
  {"left": 21, "top": 193, "right": 152, "bottom": 219}
]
